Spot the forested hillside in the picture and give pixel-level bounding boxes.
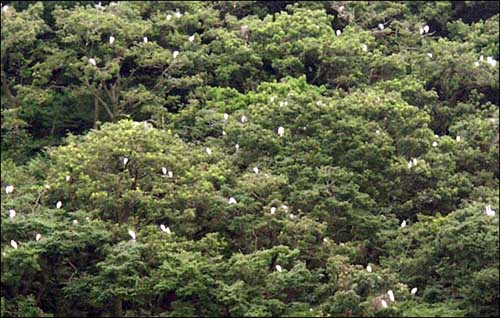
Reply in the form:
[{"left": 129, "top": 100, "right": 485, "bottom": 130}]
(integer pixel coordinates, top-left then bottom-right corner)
[{"left": 1, "top": 1, "right": 499, "bottom": 317}]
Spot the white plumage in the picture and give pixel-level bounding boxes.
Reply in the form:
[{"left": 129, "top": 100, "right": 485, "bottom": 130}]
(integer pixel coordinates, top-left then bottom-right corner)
[
  {"left": 387, "top": 290, "right": 395, "bottom": 302},
  {"left": 56, "top": 201, "right": 62, "bottom": 209},
  {"left": 411, "top": 287, "right": 418, "bottom": 295},
  {"left": 278, "top": 126, "right": 285, "bottom": 137},
  {"left": 89, "top": 58, "right": 96, "bottom": 66},
  {"left": 128, "top": 229, "right": 136, "bottom": 240},
  {"left": 253, "top": 167, "right": 259, "bottom": 174},
  {"left": 336, "top": 29, "right": 341, "bottom": 36},
  {"left": 240, "top": 115, "right": 248, "bottom": 123},
  {"left": 36, "top": 233, "right": 42, "bottom": 241},
  {"left": 10, "top": 240, "right": 18, "bottom": 249},
  {"left": 162, "top": 167, "right": 167, "bottom": 175},
  {"left": 228, "top": 197, "right": 237, "bottom": 204},
  {"left": 9, "top": 209, "right": 16, "bottom": 219},
  {"left": 485, "top": 205, "right": 496, "bottom": 217},
  {"left": 270, "top": 207, "right": 276, "bottom": 214},
  {"left": 5, "top": 185, "right": 14, "bottom": 194},
  {"left": 206, "top": 147, "right": 212, "bottom": 155},
  {"left": 109, "top": 35, "right": 115, "bottom": 44},
  {"left": 366, "top": 264, "right": 372, "bottom": 273},
  {"left": 378, "top": 23, "right": 385, "bottom": 30},
  {"left": 143, "top": 36, "right": 148, "bottom": 43},
  {"left": 188, "top": 35, "right": 195, "bottom": 42},
  {"left": 275, "top": 265, "right": 282, "bottom": 272}
]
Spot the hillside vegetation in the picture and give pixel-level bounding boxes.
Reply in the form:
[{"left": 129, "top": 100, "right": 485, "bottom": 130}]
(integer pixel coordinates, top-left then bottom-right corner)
[{"left": 1, "top": 1, "right": 499, "bottom": 317}]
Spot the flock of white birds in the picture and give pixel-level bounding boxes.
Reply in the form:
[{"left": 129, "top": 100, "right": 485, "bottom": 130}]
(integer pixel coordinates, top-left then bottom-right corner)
[{"left": 1, "top": 1, "right": 498, "bottom": 311}]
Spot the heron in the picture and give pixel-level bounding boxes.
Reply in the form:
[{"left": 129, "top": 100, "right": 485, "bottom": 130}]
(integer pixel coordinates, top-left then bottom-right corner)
[
  {"left": 89, "top": 58, "right": 96, "bottom": 66},
  {"left": 123, "top": 157, "right": 129, "bottom": 165},
  {"left": 224, "top": 113, "right": 229, "bottom": 120},
  {"left": 173, "top": 51, "right": 179, "bottom": 59},
  {"left": 5, "top": 185, "right": 14, "bottom": 194},
  {"left": 65, "top": 175, "right": 71, "bottom": 181},
  {"left": 160, "top": 224, "right": 171, "bottom": 234},
  {"left": 166, "top": 14, "right": 172, "bottom": 20},
  {"left": 36, "top": 233, "right": 42, "bottom": 241},
  {"left": 367, "top": 264, "right": 372, "bottom": 273},
  {"left": 456, "top": 135, "right": 461, "bottom": 142},
  {"left": 128, "top": 229, "right": 136, "bottom": 240},
  {"left": 270, "top": 207, "right": 276, "bottom": 214},
  {"left": 336, "top": 30, "right": 341, "bottom": 36},
  {"left": 109, "top": 35, "right": 115, "bottom": 44},
  {"left": 175, "top": 11, "right": 182, "bottom": 18},
  {"left": 401, "top": 220, "right": 407, "bottom": 228},
  {"left": 275, "top": 265, "right": 282, "bottom": 272},
  {"left": 423, "top": 25, "right": 430, "bottom": 33},
  {"left": 8, "top": 209, "right": 15, "bottom": 219},
  {"left": 432, "top": 141, "right": 438, "bottom": 147},
  {"left": 411, "top": 287, "right": 418, "bottom": 295},
  {"left": 241, "top": 115, "right": 248, "bottom": 123},
  {"left": 235, "top": 144, "right": 240, "bottom": 151},
  {"left": 189, "top": 35, "right": 195, "bottom": 42},
  {"left": 323, "top": 238, "right": 329, "bottom": 243},
  {"left": 427, "top": 53, "right": 433, "bottom": 58},
  {"left": 381, "top": 299, "right": 388, "bottom": 308},
  {"left": 362, "top": 44, "right": 368, "bottom": 52},
  {"left": 253, "top": 167, "right": 259, "bottom": 174},
  {"left": 162, "top": 167, "right": 167, "bottom": 175},
  {"left": 485, "top": 205, "right": 496, "bottom": 217},
  {"left": 10, "top": 240, "right": 18, "bottom": 249},
  {"left": 206, "top": 147, "right": 212, "bottom": 155},
  {"left": 378, "top": 23, "right": 385, "bottom": 30},
  {"left": 228, "top": 197, "right": 237, "bottom": 204},
  {"left": 168, "top": 171, "right": 173, "bottom": 178},
  {"left": 73, "top": 219, "right": 78, "bottom": 224},
  {"left": 278, "top": 126, "right": 285, "bottom": 137},
  {"left": 387, "top": 290, "right": 395, "bottom": 302},
  {"left": 56, "top": 201, "right": 63, "bottom": 209}
]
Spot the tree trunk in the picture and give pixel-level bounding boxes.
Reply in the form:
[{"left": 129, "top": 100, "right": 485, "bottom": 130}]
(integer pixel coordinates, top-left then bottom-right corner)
[{"left": 113, "top": 297, "right": 123, "bottom": 317}]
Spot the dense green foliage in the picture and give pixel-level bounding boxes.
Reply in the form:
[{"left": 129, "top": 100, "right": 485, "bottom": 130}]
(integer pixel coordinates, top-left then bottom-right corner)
[{"left": 1, "top": 1, "right": 499, "bottom": 317}]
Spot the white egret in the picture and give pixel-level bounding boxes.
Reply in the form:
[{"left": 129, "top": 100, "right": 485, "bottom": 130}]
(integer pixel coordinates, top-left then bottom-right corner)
[
  {"left": 175, "top": 11, "right": 182, "bottom": 18},
  {"left": 486, "top": 56, "right": 497, "bottom": 67},
  {"left": 423, "top": 25, "right": 430, "bottom": 33},
  {"left": 109, "top": 35, "right": 115, "bottom": 44},
  {"left": 289, "top": 213, "right": 296, "bottom": 220},
  {"left": 253, "top": 167, "right": 259, "bottom": 174},
  {"left": 367, "top": 264, "right": 372, "bottom": 273},
  {"left": 56, "top": 201, "right": 62, "bottom": 209},
  {"left": 240, "top": 115, "right": 248, "bottom": 123},
  {"left": 411, "top": 287, "right": 418, "bottom": 295},
  {"left": 223, "top": 113, "right": 229, "bottom": 120},
  {"left": 456, "top": 135, "right": 461, "bottom": 142},
  {"left": 235, "top": 144, "right": 240, "bottom": 151},
  {"left": 8, "top": 209, "right": 16, "bottom": 219},
  {"left": 89, "top": 58, "right": 97, "bottom": 66},
  {"left": 378, "top": 23, "right": 385, "bottom": 30},
  {"left": 432, "top": 141, "right": 438, "bottom": 147},
  {"left": 166, "top": 14, "right": 172, "bottom": 20},
  {"left": 270, "top": 207, "right": 276, "bottom": 214},
  {"left": 381, "top": 299, "right": 388, "bottom": 308},
  {"left": 168, "top": 171, "right": 173, "bottom": 178},
  {"left": 388, "top": 290, "right": 395, "bottom": 302},
  {"left": 281, "top": 204, "right": 288, "bottom": 211},
  {"left": 73, "top": 219, "right": 78, "bottom": 225},
  {"left": 228, "top": 197, "right": 237, "bottom": 204},
  {"left": 85, "top": 217, "right": 91, "bottom": 222},
  {"left": 188, "top": 35, "right": 195, "bottom": 42},
  {"left": 173, "top": 50, "right": 179, "bottom": 59},
  {"left": 36, "top": 233, "right": 42, "bottom": 241},
  {"left": 65, "top": 175, "right": 71, "bottom": 181},
  {"left": 162, "top": 167, "right": 167, "bottom": 175},
  {"left": 2, "top": 5, "right": 8, "bottom": 12},
  {"left": 278, "top": 126, "right": 285, "bottom": 137},
  {"left": 474, "top": 61, "right": 480, "bottom": 67},
  {"left": 128, "top": 229, "right": 136, "bottom": 240},
  {"left": 123, "top": 157, "right": 129, "bottom": 165},
  {"left": 427, "top": 53, "right": 433, "bottom": 58},
  {"left": 336, "top": 29, "right": 341, "bottom": 36},
  {"left": 5, "top": 185, "right": 14, "bottom": 194},
  {"left": 323, "top": 237, "right": 329, "bottom": 243},
  {"left": 206, "top": 147, "right": 212, "bottom": 155},
  {"left": 419, "top": 27, "right": 424, "bottom": 35},
  {"left": 275, "top": 265, "right": 282, "bottom": 272},
  {"left": 143, "top": 36, "right": 148, "bottom": 43},
  {"left": 485, "top": 205, "right": 496, "bottom": 217},
  {"left": 362, "top": 44, "right": 368, "bottom": 52},
  {"left": 160, "top": 224, "right": 171, "bottom": 234},
  {"left": 412, "top": 158, "right": 418, "bottom": 166},
  {"left": 222, "top": 130, "right": 226, "bottom": 136},
  {"left": 376, "top": 129, "right": 380, "bottom": 135},
  {"left": 270, "top": 96, "right": 275, "bottom": 103},
  {"left": 401, "top": 220, "right": 407, "bottom": 228},
  {"left": 95, "top": 2, "right": 104, "bottom": 10},
  {"left": 10, "top": 240, "right": 18, "bottom": 249}
]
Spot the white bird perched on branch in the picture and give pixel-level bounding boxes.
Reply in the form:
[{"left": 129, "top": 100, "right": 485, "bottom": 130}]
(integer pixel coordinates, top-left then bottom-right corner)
[
  {"left": 270, "top": 207, "right": 276, "bottom": 214},
  {"left": 5, "top": 185, "right": 14, "bottom": 194},
  {"left": 128, "top": 229, "right": 136, "bottom": 240},
  {"left": 175, "top": 11, "right": 182, "bottom": 18},
  {"left": 65, "top": 175, "right": 71, "bottom": 181},
  {"left": 168, "top": 171, "right": 173, "bottom": 178},
  {"left": 223, "top": 113, "right": 229, "bottom": 121},
  {"left": 10, "top": 240, "right": 18, "bottom": 249},
  {"left": 56, "top": 201, "right": 63, "bottom": 209},
  {"left": 387, "top": 290, "right": 395, "bottom": 302},
  {"left": 235, "top": 144, "right": 240, "bottom": 151},
  {"left": 9, "top": 209, "right": 16, "bottom": 219},
  {"left": 173, "top": 51, "right": 179, "bottom": 59},
  {"left": 89, "top": 58, "right": 97, "bottom": 66},
  {"left": 411, "top": 287, "right": 418, "bottom": 295},
  {"left": 240, "top": 115, "right": 248, "bottom": 123},
  {"left": 122, "top": 157, "right": 129, "bottom": 165},
  {"left": 278, "top": 126, "right": 285, "bottom": 137},
  {"left": 485, "top": 205, "right": 496, "bottom": 217},
  {"left": 432, "top": 141, "right": 438, "bottom": 147},
  {"left": 253, "top": 167, "right": 259, "bottom": 174},
  {"left": 143, "top": 36, "right": 148, "bottom": 43},
  {"left": 275, "top": 265, "right": 282, "bottom": 272},
  {"left": 336, "top": 29, "right": 342, "bottom": 36},
  {"left": 366, "top": 264, "right": 372, "bottom": 273},
  {"left": 381, "top": 299, "right": 388, "bottom": 308},
  {"left": 401, "top": 220, "right": 407, "bottom": 228},
  {"left": 2, "top": 5, "right": 9, "bottom": 12},
  {"left": 206, "top": 147, "right": 212, "bottom": 155},
  {"left": 423, "top": 24, "right": 430, "bottom": 33},
  {"left": 228, "top": 197, "right": 237, "bottom": 204},
  {"left": 162, "top": 167, "right": 167, "bottom": 175},
  {"left": 160, "top": 224, "right": 171, "bottom": 234},
  {"left": 36, "top": 233, "right": 42, "bottom": 241},
  {"left": 109, "top": 35, "right": 115, "bottom": 44},
  {"left": 362, "top": 44, "right": 368, "bottom": 52},
  {"left": 188, "top": 35, "right": 195, "bottom": 42},
  {"left": 378, "top": 23, "right": 385, "bottom": 30}
]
